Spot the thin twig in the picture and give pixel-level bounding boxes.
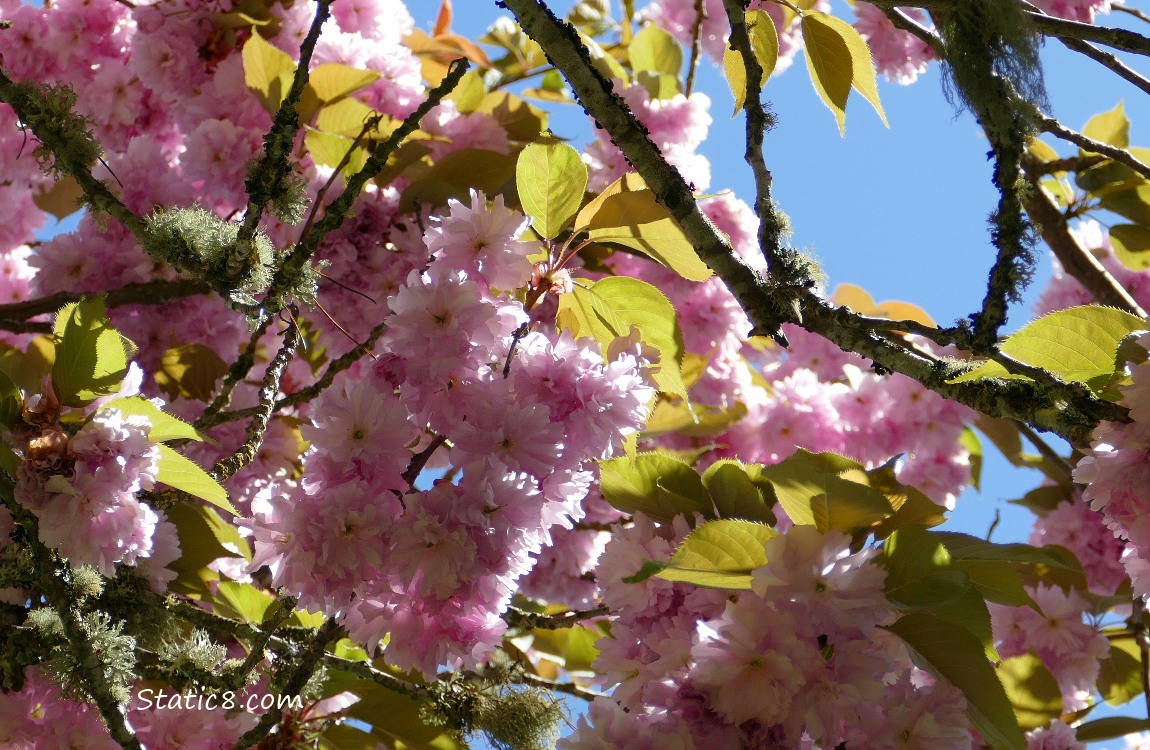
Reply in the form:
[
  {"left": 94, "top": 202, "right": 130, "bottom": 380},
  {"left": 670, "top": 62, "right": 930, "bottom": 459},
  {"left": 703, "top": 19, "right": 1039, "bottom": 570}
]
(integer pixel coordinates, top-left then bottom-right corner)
[
  {"left": 0, "top": 280, "right": 211, "bottom": 322},
  {"left": 516, "top": 672, "right": 603, "bottom": 701},
  {"left": 1113, "top": 3, "right": 1150, "bottom": 26},
  {"left": 1036, "top": 112, "right": 1150, "bottom": 182},
  {"left": 1013, "top": 419, "right": 1076, "bottom": 484},
  {"left": 196, "top": 316, "right": 275, "bottom": 430},
  {"left": 267, "top": 59, "right": 471, "bottom": 314},
  {"left": 684, "top": 0, "right": 706, "bottom": 97},
  {"left": 231, "top": 618, "right": 342, "bottom": 750},
  {"left": 504, "top": 604, "right": 610, "bottom": 630},
  {"left": 1023, "top": 8, "right": 1150, "bottom": 57},
  {"left": 401, "top": 434, "right": 447, "bottom": 489},
  {"left": 1056, "top": 34, "right": 1150, "bottom": 98},
  {"left": 226, "top": 595, "right": 298, "bottom": 692},
  {"left": 201, "top": 317, "right": 390, "bottom": 429},
  {"left": 1020, "top": 155, "right": 1147, "bottom": 317},
  {"left": 234, "top": 0, "right": 334, "bottom": 270},
  {"left": 212, "top": 313, "right": 303, "bottom": 481}
]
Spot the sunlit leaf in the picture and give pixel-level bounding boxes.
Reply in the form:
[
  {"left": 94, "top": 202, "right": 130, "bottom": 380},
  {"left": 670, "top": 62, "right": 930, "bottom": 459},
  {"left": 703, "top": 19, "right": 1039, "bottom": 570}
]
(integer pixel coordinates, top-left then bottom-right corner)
[
  {"left": 947, "top": 305, "right": 1148, "bottom": 390},
  {"left": 52, "top": 297, "right": 132, "bottom": 407},
  {"left": 598, "top": 451, "right": 711, "bottom": 522},
  {"left": 1081, "top": 101, "right": 1130, "bottom": 150},
  {"left": 577, "top": 173, "right": 712, "bottom": 282},
  {"left": 516, "top": 134, "right": 588, "bottom": 240},
  {"left": 100, "top": 396, "right": 203, "bottom": 443},
  {"left": 998, "top": 653, "right": 1063, "bottom": 731},
  {"left": 801, "top": 10, "right": 887, "bottom": 136},
  {"left": 630, "top": 24, "right": 682, "bottom": 76},
  {"left": 156, "top": 444, "right": 238, "bottom": 516},
  {"left": 655, "top": 519, "right": 777, "bottom": 589}
]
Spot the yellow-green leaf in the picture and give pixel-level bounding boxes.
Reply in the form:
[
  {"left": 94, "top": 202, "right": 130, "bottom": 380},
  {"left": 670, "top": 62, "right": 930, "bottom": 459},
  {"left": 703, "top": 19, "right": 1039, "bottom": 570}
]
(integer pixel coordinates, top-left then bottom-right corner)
[
  {"left": 801, "top": 10, "right": 887, "bottom": 136},
  {"left": 757, "top": 449, "right": 891, "bottom": 532},
  {"left": 702, "top": 459, "right": 776, "bottom": 524},
  {"left": 306, "top": 63, "right": 380, "bottom": 105},
  {"left": 655, "top": 519, "right": 778, "bottom": 589},
  {"left": 52, "top": 297, "right": 132, "bottom": 407},
  {"left": 630, "top": 24, "right": 683, "bottom": 76},
  {"left": 557, "top": 277, "right": 687, "bottom": 398},
  {"left": 516, "top": 134, "right": 588, "bottom": 240},
  {"left": 641, "top": 399, "right": 748, "bottom": 438},
  {"left": 1110, "top": 223, "right": 1150, "bottom": 270},
  {"left": 156, "top": 444, "right": 238, "bottom": 516},
  {"left": 398, "top": 148, "right": 516, "bottom": 211},
  {"left": 154, "top": 343, "right": 229, "bottom": 402},
  {"left": 315, "top": 98, "right": 393, "bottom": 139},
  {"left": 242, "top": 31, "right": 296, "bottom": 110},
  {"left": 215, "top": 580, "right": 275, "bottom": 623},
  {"left": 947, "top": 305, "right": 1149, "bottom": 390},
  {"left": 998, "top": 653, "right": 1063, "bottom": 731},
  {"left": 304, "top": 129, "right": 368, "bottom": 176},
  {"left": 1082, "top": 101, "right": 1130, "bottom": 150},
  {"left": 578, "top": 173, "right": 712, "bottom": 281},
  {"left": 1097, "top": 637, "right": 1144, "bottom": 706},
  {"left": 723, "top": 9, "right": 780, "bottom": 115},
  {"left": 598, "top": 451, "right": 711, "bottom": 522},
  {"left": 888, "top": 612, "right": 1026, "bottom": 750},
  {"left": 100, "top": 396, "right": 203, "bottom": 443}
]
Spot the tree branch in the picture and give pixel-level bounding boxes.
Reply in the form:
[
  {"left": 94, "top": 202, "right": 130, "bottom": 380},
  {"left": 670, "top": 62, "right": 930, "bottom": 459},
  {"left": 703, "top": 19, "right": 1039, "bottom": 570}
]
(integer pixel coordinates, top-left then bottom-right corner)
[{"left": 504, "top": 0, "right": 1126, "bottom": 446}]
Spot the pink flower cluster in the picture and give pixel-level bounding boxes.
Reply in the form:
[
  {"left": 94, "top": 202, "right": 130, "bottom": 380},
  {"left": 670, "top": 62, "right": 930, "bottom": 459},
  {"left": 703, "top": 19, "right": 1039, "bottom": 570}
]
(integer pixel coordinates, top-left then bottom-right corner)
[
  {"left": 248, "top": 190, "right": 657, "bottom": 677},
  {"left": 989, "top": 583, "right": 1109, "bottom": 710},
  {"left": 563, "top": 523, "right": 973, "bottom": 748},
  {"left": 1074, "top": 331, "right": 1150, "bottom": 597},
  {"left": 852, "top": 4, "right": 936, "bottom": 84},
  {"left": 1030, "top": 495, "right": 1127, "bottom": 595},
  {"left": 1029, "top": 0, "right": 1111, "bottom": 23},
  {"left": 12, "top": 381, "right": 178, "bottom": 586}
]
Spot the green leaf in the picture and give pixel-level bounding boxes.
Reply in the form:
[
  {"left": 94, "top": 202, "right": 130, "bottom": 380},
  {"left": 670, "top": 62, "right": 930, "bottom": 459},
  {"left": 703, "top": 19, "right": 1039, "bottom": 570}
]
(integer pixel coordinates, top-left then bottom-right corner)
[
  {"left": 934, "top": 532, "right": 1081, "bottom": 569},
  {"left": 998, "top": 653, "right": 1064, "bottom": 731},
  {"left": 241, "top": 31, "right": 296, "bottom": 111},
  {"left": 1098, "top": 637, "right": 1144, "bottom": 706},
  {"left": 52, "top": 297, "right": 132, "bottom": 407},
  {"left": 622, "top": 559, "right": 667, "bottom": 584},
  {"left": 304, "top": 129, "right": 368, "bottom": 176},
  {"left": 530, "top": 625, "right": 603, "bottom": 673},
  {"left": 1075, "top": 716, "right": 1150, "bottom": 743},
  {"left": 516, "top": 134, "right": 588, "bottom": 240},
  {"left": 1110, "top": 223, "right": 1150, "bottom": 271},
  {"left": 155, "top": 444, "right": 238, "bottom": 516},
  {"left": 334, "top": 677, "right": 464, "bottom": 749},
  {"left": 641, "top": 399, "right": 748, "bottom": 438},
  {"left": 447, "top": 69, "right": 487, "bottom": 113},
  {"left": 577, "top": 173, "right": 712, "bottom": 282},
  {"left": 960, "top": 425, "right": 982, "bottom": 491},
  {"left": 1099, "top": 181, "right": 1150, "bottom": 225},
  {"left": 1010, "top": 485, "right": 1072, "bottom": 515},
  {"left": 801, "top": 10, "right": 887, "bottom": 136},
  {"left": 947, "top": 305, "right": 1149, "bottom": 390},
  {"left": 757, "top": 449, "right": 892, "bottom": 533},
  {"left": 953, "top": 558, "right": 1033, "bottom": 608},
  {"left": 475, "top": 91, "right": 549, "bottom": 142},
  {"left": 630, "top": 24, "right": 682, "bottom": 76},
  {"left": 306, "top": 63, "right": 380, "bottom": 105},
  {"left": 154, "top": 343, "right": 230, "bottom": 402},
  {"left": 165, "top": 502, "right": 246, "bottom": 600},
  {"left": 557, "top": 276, "right": 687, "bottom": 398},
  {"left": 702, "top": 459, "right": 776, "bottom": 524},
  {"left": 724, "top": 10, "right": 781, "bottom": 114},
  {"left": 888, "top": 612, "right": 1026, "bottom": 750},
  {"left": 655, "top": 519, "right": 778, "bottom": 589},
  {"left": 399, "top": 148, "right": 516, "bottom": 212},
  {"left": 315, "top": 98, "right": 391, "bottom": 138},
  {"left": 100, "top": 397, "right": 203, "bottom": 443},
  {"left": 1081, "top": 102, "right": 1130, "bottom": 149},
  {"left": 866, "top": 461, "right": 948, "bottom": 540},
  {"left": 882, "top": 526, "right": 969, "bottom": 610},
  {"left": 215, "top": 580, "right": 275, "bottom": 623},
  {"left": 598, "top": 451, "right": 711, "bottom": 522}
]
